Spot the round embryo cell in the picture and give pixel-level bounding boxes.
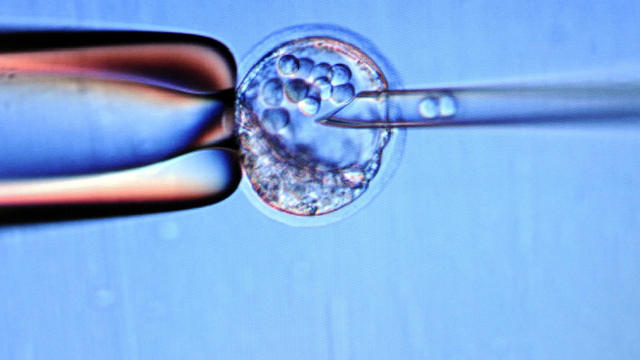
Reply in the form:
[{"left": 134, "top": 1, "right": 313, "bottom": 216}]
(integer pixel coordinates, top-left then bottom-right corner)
[{"left": 236, "top": 26, "right": 404, "bottom": 224}]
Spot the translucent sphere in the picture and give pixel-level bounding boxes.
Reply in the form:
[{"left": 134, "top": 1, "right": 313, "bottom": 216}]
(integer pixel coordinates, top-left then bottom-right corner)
[{"left": 236, "top": 27, "right": 404, "bottom": 225}]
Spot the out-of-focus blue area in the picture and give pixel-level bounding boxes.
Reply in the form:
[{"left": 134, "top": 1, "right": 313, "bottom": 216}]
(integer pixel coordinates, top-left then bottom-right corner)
[{"left": 1, "top": 1, "right": 640, "bottom": 359}]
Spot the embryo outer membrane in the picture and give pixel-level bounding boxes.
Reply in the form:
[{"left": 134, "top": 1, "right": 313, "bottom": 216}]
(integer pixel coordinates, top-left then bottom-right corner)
[{"left": 236, "top": 36, "right": 392, "bottom": 217}]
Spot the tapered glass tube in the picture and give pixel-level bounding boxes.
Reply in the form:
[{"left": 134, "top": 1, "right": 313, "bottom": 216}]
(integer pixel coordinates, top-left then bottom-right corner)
[{"left": 323, "top": 82, "right": 640, "bottom": 128}]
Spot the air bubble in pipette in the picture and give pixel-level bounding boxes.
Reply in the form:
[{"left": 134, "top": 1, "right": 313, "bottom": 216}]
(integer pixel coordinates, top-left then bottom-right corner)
[
  {"left": 418, "top": 97, "right": 439, "bottom": 119},
  {"left": 439, "top": 95, "right": 457, "bottom": 117}
]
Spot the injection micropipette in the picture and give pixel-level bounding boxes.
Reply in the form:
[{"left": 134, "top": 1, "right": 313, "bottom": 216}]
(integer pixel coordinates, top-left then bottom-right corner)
[{"left": 319, "top": 81, "right": 640, "bottom": 128}]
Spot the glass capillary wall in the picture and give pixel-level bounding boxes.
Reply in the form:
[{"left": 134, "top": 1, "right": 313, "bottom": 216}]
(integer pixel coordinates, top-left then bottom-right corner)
[
  {"left": 0, "top": 30, "right": 237, "bottom": 179},
  {"left": 321, "top": 82, "right": 640, "bottom": 128},
  {"left": 0, "top": 149, "right": 241, "bottom": 224}
]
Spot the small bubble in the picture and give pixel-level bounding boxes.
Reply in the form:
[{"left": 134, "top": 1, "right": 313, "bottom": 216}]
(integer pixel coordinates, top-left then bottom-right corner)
[
  {"left": 278, "top": 55, "right": 300, "bottom": 75},
  {"left": 310, "top": 63, "right": 331, "bottom": 80},
  {"left": 284, "top": 79, "right": 309, "bottom": 103},
  {"left": 298, "top": 58, "right": 315, "bottom": 78},
  {"left": 439, "top": 95, "right": 457, "bottom": 117},
  {"left": 261, "top": 78, "right": 283, "bottom": 106},
  {"left": 418, "top": 97, "right": 439, "bottom": 119},
  {"left": 328, "top": 64, "right": 352, "bottom": 85},
  {"left": 331, "top": 83, "right": 355, "bottom": 104},
  {"left": 313, "top": 77, "right": 333, "bottom": 100},
  {"left": 261, "top": 108, "right": 290, "bottom": 132},
  {"left": 299, "top": 97, "right": 320, "bottom": 116}
]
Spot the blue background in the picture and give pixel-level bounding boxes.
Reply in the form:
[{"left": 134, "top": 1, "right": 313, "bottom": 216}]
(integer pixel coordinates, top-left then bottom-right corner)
[{"left": 1, "top": 0, "right": 640, "bottom": 359}]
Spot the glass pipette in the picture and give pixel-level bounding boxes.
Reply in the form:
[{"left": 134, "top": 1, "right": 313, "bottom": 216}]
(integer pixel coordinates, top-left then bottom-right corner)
[
  {"left": 0, "top": 30, "right": 241, "bottom": 223},
  {"left": 319, "top": 81, "right": 640, "bottom": 128}
]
